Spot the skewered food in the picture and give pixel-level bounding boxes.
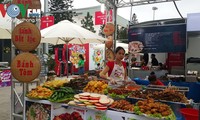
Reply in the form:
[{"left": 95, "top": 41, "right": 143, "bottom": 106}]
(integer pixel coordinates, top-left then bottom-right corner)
[{"left": 110, "top": 100, "right": 134, "bottom": 111}]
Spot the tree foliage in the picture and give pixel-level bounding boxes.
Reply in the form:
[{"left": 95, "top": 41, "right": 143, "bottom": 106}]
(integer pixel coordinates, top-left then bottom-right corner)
[
  {"left": 99, "top": 24, "right": 128, "bottom": 40},
  {"left": 117, "top": 26, "right": 128, "bottom": 40},
  {"left": 81, "top": 12, "right": 96, "bottom": 33},
  {"left": 48, "top": 0, "right": 76, "bottom": 24},
  {"left": 99, "top": 24, "right": 105, "bottom": 38}
]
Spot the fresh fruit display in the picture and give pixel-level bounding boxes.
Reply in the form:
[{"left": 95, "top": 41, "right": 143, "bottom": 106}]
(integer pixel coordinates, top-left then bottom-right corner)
[
  {"left": 134, "top": 99, "right": 176, "bottom": 119},
  {"left": 53, "top": 111, "right": 83, "bottom": 120},
  {"left": 43, "top": 79, "right": 69, "bottom": 88},
  {"left": 129, "top": 89, "right": 188, "bottom": 103},
  {"left": 64, "top": 78, "right": 89, "bottom": 91},
  {"left": 27, "top": 86, "right": 53, "bottom": 99},
  {"left": 110, "top": 100, "right": 134, "bottom": 112},
  {"left": 83, "top": 80, "right": 108, "bottom": 94},
  {"left": 49, "top": 87, "right": 75, "bottom": 103},
  {"left": 68, "top": 92, "right": 114, "bottom": 111}
]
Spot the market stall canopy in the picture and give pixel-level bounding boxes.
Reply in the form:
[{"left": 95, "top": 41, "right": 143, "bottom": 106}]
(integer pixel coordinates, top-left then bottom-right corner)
[
  {"left": 0, "top": 14, "right": 12, "bottom": 39},
  {"left": 41, "top": 20, "right": 107, "bottom": 45},
  {"left": 0, "top": 27, "right": 11, "bottom": 39}
]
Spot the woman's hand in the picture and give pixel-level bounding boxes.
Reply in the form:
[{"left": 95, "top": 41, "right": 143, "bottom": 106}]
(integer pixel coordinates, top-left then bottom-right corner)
[{"left": 108, "top": 77, "right": 117, "bottom": 84}]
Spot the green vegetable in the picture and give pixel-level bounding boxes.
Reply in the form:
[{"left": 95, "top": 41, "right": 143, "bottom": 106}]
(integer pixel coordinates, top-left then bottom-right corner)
[
  {"left": 149, "top": 113, "right": 162, "bottom": 118},
  {"left": 30, "top": 107, "right": 36, "bottom": 117}
]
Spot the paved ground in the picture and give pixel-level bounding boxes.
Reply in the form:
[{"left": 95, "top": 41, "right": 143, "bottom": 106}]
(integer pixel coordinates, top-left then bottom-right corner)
[
  {"left": 0, "top": 84, "right": 37, "bottom": 120},
  {"left": 0, "top": 86, "right": 12, "bottom": 120}
]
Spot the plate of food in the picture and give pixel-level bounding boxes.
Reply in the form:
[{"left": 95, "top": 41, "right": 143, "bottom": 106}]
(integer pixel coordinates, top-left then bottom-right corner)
[{"left": 129, "top": 41, "right": 144, "bottom": 53}]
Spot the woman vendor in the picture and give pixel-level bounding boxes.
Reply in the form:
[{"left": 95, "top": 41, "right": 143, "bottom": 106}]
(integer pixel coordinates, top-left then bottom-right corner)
[{"left": 99, "top": 46, "right": 128, "bottom": 88}]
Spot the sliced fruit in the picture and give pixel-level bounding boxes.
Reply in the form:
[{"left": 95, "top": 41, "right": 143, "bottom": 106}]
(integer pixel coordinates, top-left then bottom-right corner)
[
  {"left": 89, "top": 97, "right": 100, "bottom": 100},
  {"left": 79, "top": 92, "right": 90, "bottom": 97},
  {"left": 84, "top": 101, "right": 92, "bottom": 105},
  {"left": 95, "top": 103, "right": 106, "bottom": 107},
  {"left": 96, "top": 106, "right": 107, "bottom": 110},
  {"left": 74, "top": 94, "right": 80, "bottom": 99},
  {"left": 89, "top": 100, "right": 99, "bottom": 103},
  {"left": 68, "top": 101, "right": 76, "bottom": 105},
  {"left": 77, "top": 103, "right": 86, "bottom": 106},
  {"left": 86, "top": 105, "right": 96, "bottom": 109},
  {"left": 90, "top": 93, "right": 101, "bottom": 98},
  {"left": 80, "top": 96, "right": 90, "bottom": 100},
  {"left": 79, "top": 98, "right": 89, "bottom": 102},
  {"left": 108, "top": 98, "right": 114, "bottom": 105},
  {"left": 99, "top": 98, "right": 110, "bottom": 105}
]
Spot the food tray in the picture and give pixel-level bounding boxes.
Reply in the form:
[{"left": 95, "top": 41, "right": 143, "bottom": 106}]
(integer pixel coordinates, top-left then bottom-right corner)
[
  {"left": 127, "top": 96, "right": 190, "bottom": 105},
  {"left": 109, "top": 107, "right": 135, "bottom": 114},
  {"left": 147, "top": 85, "right": 189, "bottom": 92}
]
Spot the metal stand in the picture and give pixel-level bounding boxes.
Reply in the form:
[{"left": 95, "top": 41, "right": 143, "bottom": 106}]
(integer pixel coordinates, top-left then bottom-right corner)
[{"left": 11, "top": 80, "right": 27, "bottom": 120}]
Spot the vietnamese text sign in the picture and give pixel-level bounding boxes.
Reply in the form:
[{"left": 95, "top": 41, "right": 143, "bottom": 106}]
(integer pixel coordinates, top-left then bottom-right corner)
[
  {"left": 128, "top": 24, "right": 186, "bottom": 53},
  {"left": 95, "top": 10, "right": 112, "bottom": 25},
  {"left": 11, "top": 53, "right": 41, "bottom": 83},
  {"left": 40, "top": 16, "right": 54, "bottom": 30},
  {"left": 12, "top": 22, "right": 41, "bottom": 52}
]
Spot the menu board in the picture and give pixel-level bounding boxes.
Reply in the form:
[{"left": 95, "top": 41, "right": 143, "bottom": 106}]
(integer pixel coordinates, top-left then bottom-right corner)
[{"left": 128, "top": 24, "right": 186, "bottom": 53}]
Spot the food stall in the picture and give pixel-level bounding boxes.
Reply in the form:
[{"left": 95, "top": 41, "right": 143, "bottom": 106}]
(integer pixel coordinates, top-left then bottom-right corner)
[{"left": 22, "top": 75, "right": 198, "bottom": 120}]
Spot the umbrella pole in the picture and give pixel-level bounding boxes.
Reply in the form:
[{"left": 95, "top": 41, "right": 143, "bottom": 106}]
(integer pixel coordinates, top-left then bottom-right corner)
[{"left": 66, "top": 42, "right": 69, "bottom": 78}]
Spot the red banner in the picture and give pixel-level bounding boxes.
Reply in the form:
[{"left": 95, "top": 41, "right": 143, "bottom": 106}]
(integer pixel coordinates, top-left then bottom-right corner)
[
  {"left": 40, "top": 16, "right": 54, "bottom": 30},
  {"left": 95, "top": 10, "right": 112, "bottom": 25}
]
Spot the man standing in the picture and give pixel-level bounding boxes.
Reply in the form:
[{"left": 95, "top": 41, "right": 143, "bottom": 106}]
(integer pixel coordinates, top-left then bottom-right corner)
[{"left": 151, "top": 54, "right": 159, "bottom": 66}]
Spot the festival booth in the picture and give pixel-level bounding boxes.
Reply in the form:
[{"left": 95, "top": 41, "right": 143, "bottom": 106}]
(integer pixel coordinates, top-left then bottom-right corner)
[
  {"left": 9, "top": 0, "right": 200, "bottom": 120},
  {"left": 128, "top": 20, "right": 186, "bottom": 80}
]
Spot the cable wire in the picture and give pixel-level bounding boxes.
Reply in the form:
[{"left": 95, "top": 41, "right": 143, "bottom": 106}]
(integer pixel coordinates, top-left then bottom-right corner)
[{"left": 172, "top": 0, "right": 184, "bottom": 19}]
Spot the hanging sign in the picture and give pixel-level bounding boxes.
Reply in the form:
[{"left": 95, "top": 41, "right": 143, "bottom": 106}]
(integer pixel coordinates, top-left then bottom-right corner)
[
  {"left": 106, "top": 48, "right": 114, "bottom": 61},
  {"left": 103, "top": 23, "right": 115, "bottom": 36},
  {"left": 11, "top": 53, "right": 41, "bottom": 83},
  {"left": 40, "top": 16, "right": 55, "bottom": 29},
  {"left": 105, "top": 36, "right": 113, "bottom": 49},
  {"left": 12, "top": 22, "right": 41, "bottom": 52}
]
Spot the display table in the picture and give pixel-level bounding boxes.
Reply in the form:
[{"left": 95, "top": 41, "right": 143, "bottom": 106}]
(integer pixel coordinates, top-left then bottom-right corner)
[
  {"left": 25, "top": 97, "right": 162, "bottom": 120},
  {"left": 133, "top": 79, "right": 200, "bottom": 103},
  {"left": 128, "top": 68, "right": 168, "bottom": 79}
]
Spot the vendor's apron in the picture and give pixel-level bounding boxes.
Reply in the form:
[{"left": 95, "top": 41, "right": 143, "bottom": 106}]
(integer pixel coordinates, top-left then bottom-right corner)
[{"left": 109, "top": 63, "right": 125, "bottom": 88}]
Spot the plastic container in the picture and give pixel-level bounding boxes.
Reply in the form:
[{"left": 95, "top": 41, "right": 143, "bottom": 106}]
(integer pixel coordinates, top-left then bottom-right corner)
[{"left": 180, "top": 108, "right": 199, "bottom": 120}]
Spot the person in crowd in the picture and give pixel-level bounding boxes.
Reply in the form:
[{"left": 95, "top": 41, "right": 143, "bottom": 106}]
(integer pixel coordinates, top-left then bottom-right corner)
[
  {"left": 148, "top": 72, "right": 164, "bottom": 86},
  {"left": 96, "top": 63, "right": 101, "bottom": 70},
  {"left": 131, "top": 54, "right": 137, "bottom": 67},
  {"left": 142, "top": 53, "right": 149, "bottom": 66},
  {"left": 99, "top": 46, "right": 128, "bottom": 88},
  {"left": 151, "top": 54, "right": 159, "bottom": 66},
  {"left": 123, "top": 53, "right": 129, "bottom": 67},
  {"left": 78, "top": 54, "right": 85, "bottom": 75},
  {"left": 158, "top": 62, "right": 164, "bottom": 70}
]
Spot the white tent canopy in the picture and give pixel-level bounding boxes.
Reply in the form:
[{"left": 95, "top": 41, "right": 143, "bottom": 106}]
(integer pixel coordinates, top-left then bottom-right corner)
[
  {"left": 0, "top": 14, "right": 12, "bottom": 39},
  {"left": 41, "top": 20, "right": 106, "bottom": 45}
]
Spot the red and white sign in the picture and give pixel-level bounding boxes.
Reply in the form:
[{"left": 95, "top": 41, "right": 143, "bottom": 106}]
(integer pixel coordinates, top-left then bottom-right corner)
[
  {"left": 40, "top": 16, "right": 54, "bottom": 30},
  {"left": 95, "top": 10, "right": 112, "bottom": 25}
]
